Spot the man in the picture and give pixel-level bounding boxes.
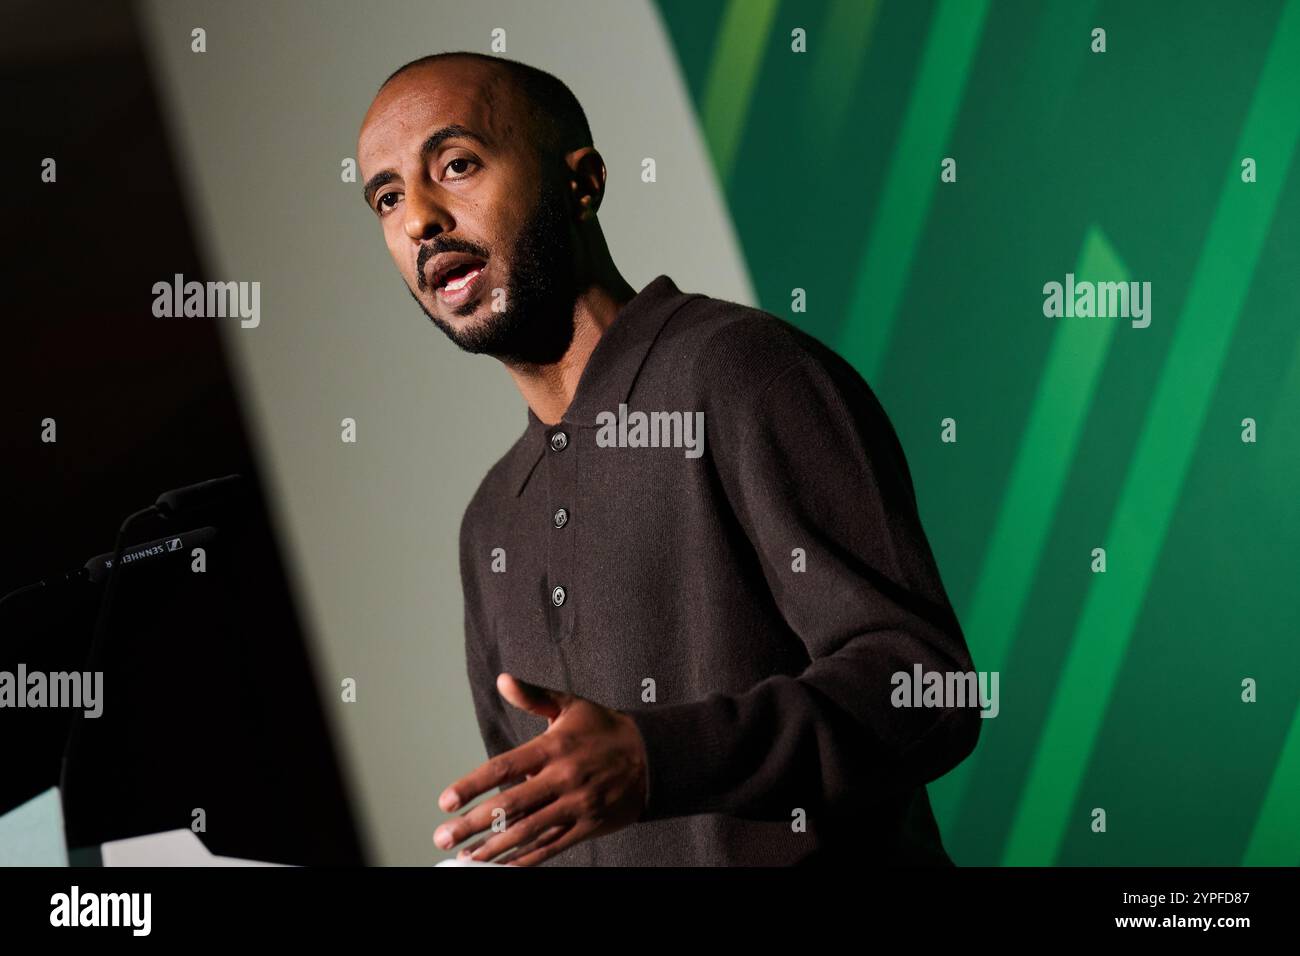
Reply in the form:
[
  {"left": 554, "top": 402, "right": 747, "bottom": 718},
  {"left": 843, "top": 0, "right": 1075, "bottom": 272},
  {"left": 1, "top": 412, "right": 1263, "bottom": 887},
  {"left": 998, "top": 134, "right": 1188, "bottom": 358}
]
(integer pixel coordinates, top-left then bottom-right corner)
[{"left": 357, "top": 51, "right": 981, "bottom": 866}]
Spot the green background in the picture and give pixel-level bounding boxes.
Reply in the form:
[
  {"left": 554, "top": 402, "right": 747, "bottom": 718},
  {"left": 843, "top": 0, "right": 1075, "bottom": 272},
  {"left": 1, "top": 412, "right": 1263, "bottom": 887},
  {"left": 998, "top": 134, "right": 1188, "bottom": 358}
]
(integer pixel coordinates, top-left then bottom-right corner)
[{"left": 654, "top": 0, "right": 1300, "bottom": 865}]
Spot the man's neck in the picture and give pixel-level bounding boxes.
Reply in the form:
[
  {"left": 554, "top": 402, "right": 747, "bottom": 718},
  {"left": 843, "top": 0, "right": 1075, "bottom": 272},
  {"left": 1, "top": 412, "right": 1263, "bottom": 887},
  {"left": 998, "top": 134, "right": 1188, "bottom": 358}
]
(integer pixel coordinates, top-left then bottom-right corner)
[{"left": 505, "top": 278, "right": 636, "bottom": 426}]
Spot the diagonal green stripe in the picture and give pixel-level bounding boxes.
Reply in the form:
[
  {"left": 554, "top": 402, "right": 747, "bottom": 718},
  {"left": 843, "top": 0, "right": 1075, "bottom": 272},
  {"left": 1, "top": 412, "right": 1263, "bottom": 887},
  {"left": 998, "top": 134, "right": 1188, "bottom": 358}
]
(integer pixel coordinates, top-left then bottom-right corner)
[
  {"left": 930, "top": 226, "right": 1127, "bottom": 827},
  {"left": 805, "top": 0, "right": 881, "bottom": 149},
  {"left": 837, "top": 0, "right": 990, "bottom": 383},
  {"left": 927, "top": 0, "right": 1100, "bottom": 837},
  {"left": 700, "top": 0, "right": 780, "bottom": 187},
  {"left": 1002, "top": 0, "right": 1300, "bottom": 866},
  {"left": 1242, "top": 322, "right": 1300, "bottom": 864},
  {"left": 1244, "top": 702, "right": 1300, "bottom": 864}
]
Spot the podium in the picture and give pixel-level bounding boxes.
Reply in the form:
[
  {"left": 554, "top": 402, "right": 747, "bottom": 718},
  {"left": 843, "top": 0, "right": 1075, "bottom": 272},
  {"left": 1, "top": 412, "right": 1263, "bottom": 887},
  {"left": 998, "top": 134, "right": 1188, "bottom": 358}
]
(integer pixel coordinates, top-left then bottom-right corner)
[
  {"left": 0, "top": 787, "right": 285, "bottom": 867},
  {"left": 0, "top": 788, "right": 66, "bottom": 866},
  {"left": 0, "top": 478, "right": 367, "bottom": 866}
]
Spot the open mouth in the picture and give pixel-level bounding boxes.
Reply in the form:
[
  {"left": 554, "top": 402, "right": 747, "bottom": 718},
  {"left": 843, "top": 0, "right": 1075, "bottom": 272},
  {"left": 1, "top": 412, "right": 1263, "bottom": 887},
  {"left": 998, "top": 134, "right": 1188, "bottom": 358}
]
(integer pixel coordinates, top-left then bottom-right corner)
[
  {"left": 433, "top": 261, "right": 485, "bottom": 291},
  {"left": 427, "top": 254, "right": 488, "bottom": 307},
  {"left": 436, "top": 265, "right": 485, "bottom": 308}
]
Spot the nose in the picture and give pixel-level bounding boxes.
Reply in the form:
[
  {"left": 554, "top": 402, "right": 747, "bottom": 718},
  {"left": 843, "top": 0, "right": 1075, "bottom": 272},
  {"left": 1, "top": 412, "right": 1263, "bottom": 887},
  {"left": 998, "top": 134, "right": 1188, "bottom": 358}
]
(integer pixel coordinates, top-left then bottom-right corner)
[{"left": 402, "top": 180, "right": 453, "bottom": 242}]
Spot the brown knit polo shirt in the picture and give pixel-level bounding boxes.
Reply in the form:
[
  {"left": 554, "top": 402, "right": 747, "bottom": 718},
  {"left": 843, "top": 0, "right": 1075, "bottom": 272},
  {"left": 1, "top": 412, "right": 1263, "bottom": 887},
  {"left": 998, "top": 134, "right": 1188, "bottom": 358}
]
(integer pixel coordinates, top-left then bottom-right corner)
[{"left": 458, "top": 275, "right": 981, "bottom": 865}]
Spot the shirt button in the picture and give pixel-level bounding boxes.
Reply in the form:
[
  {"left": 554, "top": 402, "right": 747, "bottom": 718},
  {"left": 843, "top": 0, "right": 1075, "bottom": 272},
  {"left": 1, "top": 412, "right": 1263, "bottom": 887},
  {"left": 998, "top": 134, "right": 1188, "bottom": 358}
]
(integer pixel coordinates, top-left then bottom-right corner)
[
  {"left": 551, "top": 585, "right": 567, "bottom": 607},
  {"left": 553, "top": 508, "right": 568, "bottom": 529},
  {"left": 550, "top": 430, "right": 568, "bottom": 452}
]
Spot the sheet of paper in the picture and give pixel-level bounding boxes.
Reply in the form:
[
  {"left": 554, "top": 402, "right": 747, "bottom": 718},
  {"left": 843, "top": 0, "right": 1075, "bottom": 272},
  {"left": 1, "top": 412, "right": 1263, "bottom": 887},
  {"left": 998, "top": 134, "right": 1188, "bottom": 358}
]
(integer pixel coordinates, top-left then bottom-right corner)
[{"left": 101, "top": 829, "right": 287, "bottom": 866}]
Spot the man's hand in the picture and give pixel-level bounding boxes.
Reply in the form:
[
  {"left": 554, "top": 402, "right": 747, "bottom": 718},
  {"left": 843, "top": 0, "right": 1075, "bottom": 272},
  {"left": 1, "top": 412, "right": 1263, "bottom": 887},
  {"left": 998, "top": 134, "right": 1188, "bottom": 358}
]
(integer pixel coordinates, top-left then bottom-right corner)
[{"left": 433, "top": 673, "right": 649, "bottom": 866}]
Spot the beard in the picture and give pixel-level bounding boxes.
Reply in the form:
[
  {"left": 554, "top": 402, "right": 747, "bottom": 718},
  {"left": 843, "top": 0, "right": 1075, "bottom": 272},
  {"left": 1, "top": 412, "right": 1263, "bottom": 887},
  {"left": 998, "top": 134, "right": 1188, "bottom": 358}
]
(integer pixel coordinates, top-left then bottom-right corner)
[{"left": 407, "top": 180, "right": 579, "bottom": 366}]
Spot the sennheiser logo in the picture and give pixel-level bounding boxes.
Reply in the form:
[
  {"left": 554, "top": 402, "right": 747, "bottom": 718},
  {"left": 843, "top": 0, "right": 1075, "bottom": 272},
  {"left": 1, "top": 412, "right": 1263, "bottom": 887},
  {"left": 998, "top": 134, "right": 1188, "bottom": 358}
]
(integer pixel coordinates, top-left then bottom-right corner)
[
  {"left": 50, "top": 886, "right": 151, "bottom": 936},
  {"left": 104, "top": 537, "right": 186, "bottom": 568},
  {"left": 120, "top": 543, "right": 167, "bottom": 564}
]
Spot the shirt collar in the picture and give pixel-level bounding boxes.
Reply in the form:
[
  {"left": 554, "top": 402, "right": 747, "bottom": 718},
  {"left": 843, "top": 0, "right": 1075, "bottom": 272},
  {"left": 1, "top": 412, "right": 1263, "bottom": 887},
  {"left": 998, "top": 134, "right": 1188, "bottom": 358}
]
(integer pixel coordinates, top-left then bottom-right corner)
[{"left": 510, "top": 274, "right": 696, "bottom": 495}]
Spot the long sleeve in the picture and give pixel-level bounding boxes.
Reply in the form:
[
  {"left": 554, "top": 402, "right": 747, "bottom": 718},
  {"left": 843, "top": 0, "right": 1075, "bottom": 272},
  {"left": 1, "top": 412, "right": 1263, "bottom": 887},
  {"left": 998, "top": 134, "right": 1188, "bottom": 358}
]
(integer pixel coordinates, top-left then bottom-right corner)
[
  {"left": 463, "top": 605, "right": 517, "bottom": 765},
  {"left": 623, "top": 352, "right": 982, "bottom": 824},
  {"left": 459, "top": 507, "right": 519, "bottom": 773}
]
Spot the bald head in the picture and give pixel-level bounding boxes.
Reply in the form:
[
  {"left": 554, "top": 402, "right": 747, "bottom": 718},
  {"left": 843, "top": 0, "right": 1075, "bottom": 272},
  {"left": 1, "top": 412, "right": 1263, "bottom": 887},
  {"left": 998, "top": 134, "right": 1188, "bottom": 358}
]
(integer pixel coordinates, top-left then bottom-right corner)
[
  {"left": 380, "top": 52, "right": 593, "bottom": 164},
  {"left": 357, "top": 53, "right": 612, "bottom": 365}
]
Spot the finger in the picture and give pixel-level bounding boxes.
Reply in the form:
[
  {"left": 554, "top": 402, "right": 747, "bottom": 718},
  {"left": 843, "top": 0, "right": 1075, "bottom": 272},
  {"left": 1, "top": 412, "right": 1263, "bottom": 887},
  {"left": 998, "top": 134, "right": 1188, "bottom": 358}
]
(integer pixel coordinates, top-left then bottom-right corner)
[
  {"left": 467, "top": 799, "right": 578, "bottom": 863},
  {"left": 454, "top": 834, "right": 491, "bottom": 859},
  {"left": 441, "top": 796, "right": 537, "bottom": 856},
  {"left": 497, "top": 672, "right": 568, "bottom": 721},
  {"left": 434, "top": 776, "right": 557, "bottom": 851},
  {"left": 461, "top": 823, "right": 564, "bottom": 862},
  {"left": 503, "top": 820, "right": 593, "bottom": 867},
  {"left": 438, "top": 739, "right": 550, "bottom": 812},
  {"left": 456, "top": 815, "right": 533, "bottom": 861},
  {"left": 493, "top": 823, "right": 569, "bottom": 865}
]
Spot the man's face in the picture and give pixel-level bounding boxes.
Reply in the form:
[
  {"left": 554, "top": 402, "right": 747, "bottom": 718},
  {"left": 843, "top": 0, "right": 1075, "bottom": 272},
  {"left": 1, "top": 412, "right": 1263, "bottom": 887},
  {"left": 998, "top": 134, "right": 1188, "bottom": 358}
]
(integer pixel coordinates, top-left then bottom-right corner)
[{"left": 357, "top": 58, "right": 578, "bottom": 364}]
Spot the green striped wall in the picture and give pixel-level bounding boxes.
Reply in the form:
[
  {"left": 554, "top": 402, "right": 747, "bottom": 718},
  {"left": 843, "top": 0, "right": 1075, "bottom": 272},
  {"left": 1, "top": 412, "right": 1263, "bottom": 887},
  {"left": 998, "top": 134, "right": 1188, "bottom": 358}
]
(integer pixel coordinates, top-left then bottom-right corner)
[{"left": 654, "top": 0, "right": 1300, "bottom": 866}]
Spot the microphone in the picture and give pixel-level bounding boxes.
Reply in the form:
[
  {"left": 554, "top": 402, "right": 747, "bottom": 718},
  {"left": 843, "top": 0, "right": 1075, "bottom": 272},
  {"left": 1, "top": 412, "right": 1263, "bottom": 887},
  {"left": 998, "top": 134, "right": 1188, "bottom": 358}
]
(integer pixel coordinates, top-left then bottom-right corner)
[
  {"left": 0, "top": 528, "right": 221, "bottom": 615},
  {"left": 0, "top": 475, "right": 245, "bottom": 612},
  {"left": 154, "top": 474, "right": 245, "bottom": 517},
  {"left": 83, "top": 526, "right": 220, "bottom": 584}
]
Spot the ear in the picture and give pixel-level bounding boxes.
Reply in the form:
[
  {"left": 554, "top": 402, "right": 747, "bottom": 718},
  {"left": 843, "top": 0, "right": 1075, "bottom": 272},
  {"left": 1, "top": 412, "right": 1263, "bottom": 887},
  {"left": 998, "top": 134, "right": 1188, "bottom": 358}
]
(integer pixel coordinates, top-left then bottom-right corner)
[{"left": 565, "top": 146, "right": 607, "bottom": 222}]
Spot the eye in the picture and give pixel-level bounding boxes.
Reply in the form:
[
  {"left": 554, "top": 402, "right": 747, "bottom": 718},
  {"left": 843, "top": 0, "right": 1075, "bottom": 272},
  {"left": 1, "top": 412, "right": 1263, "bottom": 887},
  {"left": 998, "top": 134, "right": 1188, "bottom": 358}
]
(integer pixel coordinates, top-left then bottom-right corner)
[
  {"left": 444, "top": 156, "right": 479, "bottom": 179},
  {"left": 376, "top": 191, "right": 401, "bottom": 215}
]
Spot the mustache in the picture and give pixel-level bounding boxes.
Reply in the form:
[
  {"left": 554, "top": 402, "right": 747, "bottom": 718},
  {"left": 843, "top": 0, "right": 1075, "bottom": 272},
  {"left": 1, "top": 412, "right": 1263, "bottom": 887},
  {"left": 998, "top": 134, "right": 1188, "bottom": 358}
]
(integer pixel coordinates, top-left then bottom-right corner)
[{"left": 415, "top": 237, "right": 491, "bottom": 292}]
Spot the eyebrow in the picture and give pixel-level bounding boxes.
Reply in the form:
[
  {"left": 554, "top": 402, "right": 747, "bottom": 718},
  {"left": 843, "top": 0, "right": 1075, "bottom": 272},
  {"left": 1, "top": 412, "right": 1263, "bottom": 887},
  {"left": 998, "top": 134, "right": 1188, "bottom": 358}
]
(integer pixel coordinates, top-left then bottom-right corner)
[{"left": 361, "top": 124, "right": 489, "bottom": 209}]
